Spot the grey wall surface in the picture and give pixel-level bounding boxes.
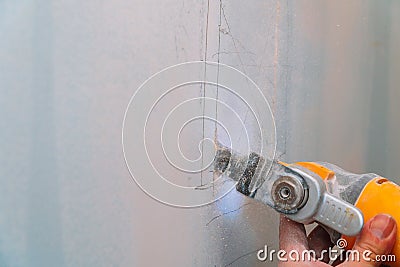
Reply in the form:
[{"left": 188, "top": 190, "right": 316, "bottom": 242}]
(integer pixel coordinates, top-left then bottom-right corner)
[{"left": 0, "top": 1, "right": 399, "bottom": 267}]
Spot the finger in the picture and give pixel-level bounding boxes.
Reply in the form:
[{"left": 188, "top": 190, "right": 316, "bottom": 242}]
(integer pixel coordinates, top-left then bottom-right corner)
[
  {"left": 307, "top": 225, "right": 334, "bottom": 263},
  {"left": 279, "top": 215, "right": 309, "bottom": 252},
  {"left": 341, "top": 214, "right": 397, "bottom": 267},
  {"left": 279, "top": 216, "right": 309, "bottom": 266},
  {"left": 279, "top": 216, "right": 331, "bottom": 267}
]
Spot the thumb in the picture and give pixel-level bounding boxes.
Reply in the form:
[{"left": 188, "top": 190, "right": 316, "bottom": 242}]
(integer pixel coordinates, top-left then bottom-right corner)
[{"left": 347, "top": 214, "right": 397, "bottom": 267}]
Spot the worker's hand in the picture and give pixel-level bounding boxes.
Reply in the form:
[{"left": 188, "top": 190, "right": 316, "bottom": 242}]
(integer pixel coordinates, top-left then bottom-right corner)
[{"left": 279, "top": 214, "right": 397, "bottom": 266}]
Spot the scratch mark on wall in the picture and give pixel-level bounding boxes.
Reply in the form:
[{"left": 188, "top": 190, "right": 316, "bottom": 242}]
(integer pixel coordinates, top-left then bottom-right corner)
[
  {"left": 219, "top": 4, "right": 260, "bottom": 146},
  {"left": 194, "top": 177, "right": 232, "bottom": 190},
  {"left": 211, "top": 51, "right": 257, "bottom": 59},
  {"left": 174, "top": 34, "right": 179, "bottom": 60},
  {"left": 200, "top": 0, "right": 210, "bottom": 186},
  {"left": 206, "top": 202, "right": 252, "bottom": 226},
  {"left": 213, "top": 0, "right": 223, "bottom": 194},
  {"left": 220, "top": 4, "right": 251, "bottom": 75},
  {"left": 272, "top": 0, "right": 281, "bottom": 112},
  {"left": 223, "top": 247, "right": 262, "bottom": 267}
]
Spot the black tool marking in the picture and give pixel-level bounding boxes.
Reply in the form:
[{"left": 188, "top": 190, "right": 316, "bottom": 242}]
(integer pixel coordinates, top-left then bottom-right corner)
[
  {"left": 236, "top": 152, "right": 260, "bottom": 196},
  {"left": 213, "top": 145, "right": 231, "bottom": 174}
]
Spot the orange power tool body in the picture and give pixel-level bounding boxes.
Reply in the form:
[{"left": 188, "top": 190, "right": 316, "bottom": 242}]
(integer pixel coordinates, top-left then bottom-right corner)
[
  {"left": 294, "top": 161, "right": 400, "bottom": 262},
  {"left": 214, "top": 146, "right": 400, "bottom": 266}
]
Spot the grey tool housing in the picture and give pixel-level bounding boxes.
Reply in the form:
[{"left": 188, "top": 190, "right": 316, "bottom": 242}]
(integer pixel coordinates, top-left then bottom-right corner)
[
  {"left": 281, "top": 165, "right": 364, "bottom": 237},
  {"left": 214, "top": 145, "right": 364, "bottom": 238}
]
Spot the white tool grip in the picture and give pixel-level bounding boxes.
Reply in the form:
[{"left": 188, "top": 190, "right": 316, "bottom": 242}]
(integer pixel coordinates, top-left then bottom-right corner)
[
  {"left": 285, "top": 166, "right": 364, "bottom": 237},
  {"left": 314, "top": 193, "right": 363, "bottom": 237}
]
